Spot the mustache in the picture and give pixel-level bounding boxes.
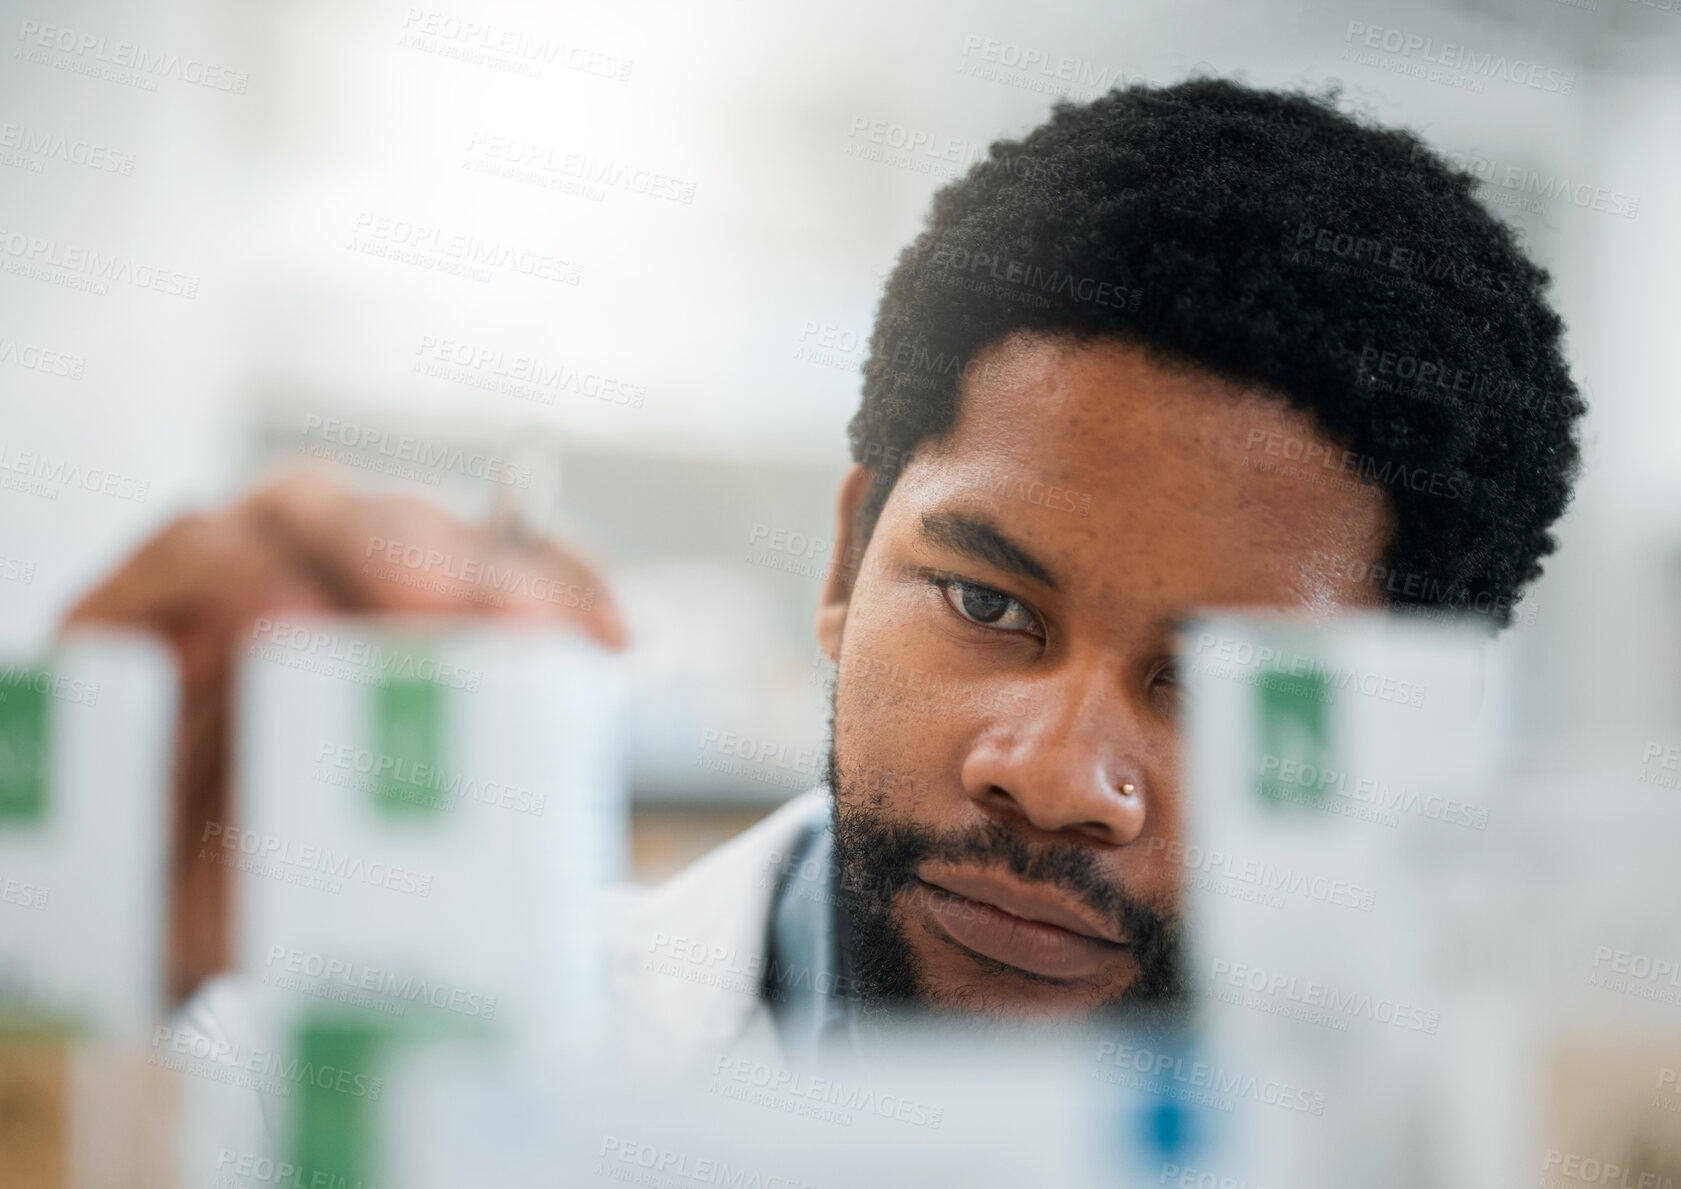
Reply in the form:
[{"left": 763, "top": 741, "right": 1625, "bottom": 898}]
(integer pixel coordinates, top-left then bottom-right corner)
[
  {"left": 831, "top": 797, "right": 1171, "bottom": 948},
  {"left": 823, "top": 701, "right": 1183, "bottom": 1007}
]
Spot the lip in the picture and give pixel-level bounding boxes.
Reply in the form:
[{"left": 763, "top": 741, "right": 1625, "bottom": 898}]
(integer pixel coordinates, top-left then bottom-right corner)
[
  {"left": 916, "top": 870, "right": 1127, "bottom": 981},
  {"left": 922, "top": 870, "right": 1125, "bottom": 943}
]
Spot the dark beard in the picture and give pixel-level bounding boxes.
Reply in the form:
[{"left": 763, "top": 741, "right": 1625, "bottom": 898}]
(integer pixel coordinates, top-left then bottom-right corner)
[{"left": 822, "top": 724, "right": 1185, "bottom": 1027}]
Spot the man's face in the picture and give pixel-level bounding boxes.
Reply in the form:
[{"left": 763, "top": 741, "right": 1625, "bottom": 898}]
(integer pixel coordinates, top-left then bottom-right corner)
[{"left": 816, "top": 332, "right": 1393, "bottom": 1019}]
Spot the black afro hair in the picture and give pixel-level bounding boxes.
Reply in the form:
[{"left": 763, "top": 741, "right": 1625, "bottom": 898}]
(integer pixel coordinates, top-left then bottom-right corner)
[{"left": 847, "top": 77, "right": 1585, "bottom": 628}]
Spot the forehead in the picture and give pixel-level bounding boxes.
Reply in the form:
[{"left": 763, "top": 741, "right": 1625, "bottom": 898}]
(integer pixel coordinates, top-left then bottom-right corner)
[{"left": 888, "top": 333, "right": 1394, "bottom": 614}]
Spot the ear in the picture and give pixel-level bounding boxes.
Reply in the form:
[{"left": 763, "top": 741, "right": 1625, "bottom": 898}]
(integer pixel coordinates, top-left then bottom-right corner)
[{"left": 815, "top": 464, "right": 878, "bottom": 662}]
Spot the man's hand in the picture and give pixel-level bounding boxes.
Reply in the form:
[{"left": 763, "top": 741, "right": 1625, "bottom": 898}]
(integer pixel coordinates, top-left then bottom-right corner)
[{"left": 61, "top": 466, "right": 628, "bottom": 1005}]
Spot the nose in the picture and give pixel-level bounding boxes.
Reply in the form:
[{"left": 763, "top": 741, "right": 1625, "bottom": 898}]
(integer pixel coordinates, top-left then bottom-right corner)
[{"left": 958, "top": 666, "right": 1154, "bottom": 847}]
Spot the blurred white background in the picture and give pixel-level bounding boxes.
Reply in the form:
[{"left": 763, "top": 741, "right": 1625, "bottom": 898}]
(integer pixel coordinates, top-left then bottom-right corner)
[{"left": 2, "top": 0, "right": 1678, "bottom": 831}]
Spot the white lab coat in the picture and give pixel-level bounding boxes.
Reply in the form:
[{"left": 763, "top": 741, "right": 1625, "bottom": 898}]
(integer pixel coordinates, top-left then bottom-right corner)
[
  {"left": 170, "top": 788, "right": 828, "bottom": 1146},
  {"left": 605, "top": 787, "right": 828, "bottom": 1076}
]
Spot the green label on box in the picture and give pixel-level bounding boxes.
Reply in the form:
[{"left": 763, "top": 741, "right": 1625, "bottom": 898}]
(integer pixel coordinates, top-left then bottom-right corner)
[
  {"left": 372, "top": 674, "right": 448, "bottom": 818},
  {"left": 287, "top": 1006, "right": 492, "bottom": 1189},
  {"left": 1255, "top": 667, "right": 1330, "bottom": 811},
  {"left": 0, "top": 672, "right": 49, "bottom": 824},
  {"left": 289, "top": 1014, "right": 388, "bottom": 1189}
]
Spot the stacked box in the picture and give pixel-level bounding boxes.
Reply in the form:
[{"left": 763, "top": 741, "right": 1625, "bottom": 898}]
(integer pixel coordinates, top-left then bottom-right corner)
[{"left": 0, "top": 631, "right": 177, "bottom": 1189}]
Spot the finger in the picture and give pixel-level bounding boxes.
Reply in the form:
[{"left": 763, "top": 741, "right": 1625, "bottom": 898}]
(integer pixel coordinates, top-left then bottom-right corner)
[
  {"left": 237, "top": 466, "right": 504, "bottom": 612},
  {"left": 64, "top": 512, "right": 254, "bottom": 629},
  {"left": 65, "top": 512, "right": 343, "bottom": 689},
  {"left": 469, "top": 534, "right": 630, "bottom": 649},
  {"left": 232, "top": 467, "right": 457, "bottom": 612},
  {"left": 239, "top": 465, "right": 631, "bottom": 650}
]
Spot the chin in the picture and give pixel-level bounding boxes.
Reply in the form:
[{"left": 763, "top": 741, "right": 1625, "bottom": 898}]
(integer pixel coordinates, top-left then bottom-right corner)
[{"left": 927, "top": 982, "right": 1130, "bottom": 1022}]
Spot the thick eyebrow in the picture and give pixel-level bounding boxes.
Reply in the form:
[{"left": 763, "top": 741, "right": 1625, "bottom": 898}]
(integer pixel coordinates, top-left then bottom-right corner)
[{"left": 918, "top": 511, "right": 1059, "bottom": 590}]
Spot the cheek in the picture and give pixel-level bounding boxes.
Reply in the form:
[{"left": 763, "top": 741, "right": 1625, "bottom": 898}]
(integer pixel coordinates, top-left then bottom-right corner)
[
  {"left": 831, "top": 577, "right": 968, "bottom": 799},
  {"left": 832, "top": 664, "right": 962, "bottom": 818},
  {"left": 1134, "top": 780, "right": 1188, "bottom": 912}
]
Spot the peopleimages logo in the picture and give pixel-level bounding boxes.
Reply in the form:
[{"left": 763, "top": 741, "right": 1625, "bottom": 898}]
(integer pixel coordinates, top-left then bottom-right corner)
[
  {"left": 1142, "top": 837, "right": 1379, "bottom": 911},
  {"left": 1246, "top": 426, "right": 1483, "bottom": 505},
  {"left": 1291, "top": 222, "right": 1515, "bottom": 297},
  {"left": 1093, "top": 1040, "right": 1327, "bottom": 1116},
  {"left": 710, "top": 1056, "right": 945, "bottom": 1130},
  {"left": 595, "top": 1136, "right": 827, "bottom": 1189},
  {"left": 150, "top": 1026, "right": 381, "bottom": 1100},
  {"left": 955, "top": 34, "right": 1146, "bottom": 99},
  {"left": 263, "top": 945, "right": 497, "bottom": 1019},
  {"left": 1209, "top": 959, "right": 1441, "bottom": 1034},
  {"left": 0, "top": 227, "right": 200, "bottom": 298},
  {"left": 398, "top": 9, "right": 632, "bottom": 81},
  {"left": 1191, "top": 630, "right": 1427, "bottom": 709},
  {"left": 1352, "top": 346, "right": 1573, "bottom": 414},
  {"left": 0, "top": 445, "right": 150, "bottom": 504},
  {"left": 361, "top": 536, "right": 596, "bottom": 610},
  {"left": 0, "top": 665, "right": 98, "bottom": 707},
  {"left": 696, "top": 727, "right": 824, "bottom": 791},
  {"left": 465, "top": 132, "right": 696, "bottom": 204},
  {"left": 0, "top": 335, "right": 83, "bottom": 380},
  {"left": 0, "top": 874, "right": 49, "bottom": 911},
  {"left": 1425, "top": 146, "right": 1640, "bottom": 219},
  {"left": 351, "top": 213, "right": 582, "bottom": 286},
  {"left": 214, "top": 1151, "right": 384, "bottom": 1188},
  {"left": 313, "top": 740, "right": 548, "bottom": 817},
  {"left": 246, "top": 617, "right": 484, "bottom": 692},
  {"left": 199, "top": 821, "right": 434, "bottom": 898},
  {"left": 1255, "top": 753, "right": 1490, "bottom": 830},
  {"left": 298, "top": 414, "right": 531, "bottom": 488},
  {"left": 1540, "top": 1149, "right": 1673, "bottom": 1188},
  {"left": 0, "top": 555, "right": 36, "bottom": 585},
  {"left": 912, "top": 239, "right": 1141, "bottom": 311},
  {"left": 843, "top": 115, "right": 990, "bottom": 174},
  {"left": 1590, "top": 946, "right": 1681, "bottom": 987},
  {"left": 0, "top": 122, "right": 136, "bottom": 176},
  {"left": 1342, "top": 21, "right": 1576, "bottom": 94},
  {"left": 414, "top": 334, "right": 646, "bottom": 409},
  {"left": 14, "top": 19, "right": 249, "bottom": 93}
]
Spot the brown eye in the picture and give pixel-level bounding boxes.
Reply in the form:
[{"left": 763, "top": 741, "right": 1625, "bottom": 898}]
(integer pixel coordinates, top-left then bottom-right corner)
[
  {"left": 958, "top": 584, "right": 1008, "bottom": 623},
  {"left": 937, "top": 580, "right": 1041, "bottom": 636}
]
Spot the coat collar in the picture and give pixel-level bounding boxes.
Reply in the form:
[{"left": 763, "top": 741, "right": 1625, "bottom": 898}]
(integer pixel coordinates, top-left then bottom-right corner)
[{"left": 608, "top": 788, "right": 830, "bottom": 1077}]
